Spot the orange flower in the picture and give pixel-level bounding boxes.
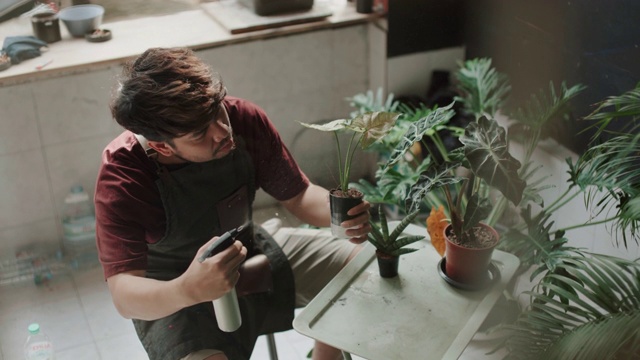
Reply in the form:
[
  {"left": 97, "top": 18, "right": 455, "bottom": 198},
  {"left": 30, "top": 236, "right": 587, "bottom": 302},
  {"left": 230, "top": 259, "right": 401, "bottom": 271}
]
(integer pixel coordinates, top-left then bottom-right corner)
[{"left": 426, "top": 205, "right": 447, "bottom": 257}]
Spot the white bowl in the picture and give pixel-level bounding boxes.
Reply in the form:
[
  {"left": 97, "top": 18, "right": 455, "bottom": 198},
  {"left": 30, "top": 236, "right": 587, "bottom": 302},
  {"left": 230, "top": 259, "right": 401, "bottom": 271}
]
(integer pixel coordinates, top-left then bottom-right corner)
[{"left": 58, "top": 4, "right": 105, "bottom": 38}]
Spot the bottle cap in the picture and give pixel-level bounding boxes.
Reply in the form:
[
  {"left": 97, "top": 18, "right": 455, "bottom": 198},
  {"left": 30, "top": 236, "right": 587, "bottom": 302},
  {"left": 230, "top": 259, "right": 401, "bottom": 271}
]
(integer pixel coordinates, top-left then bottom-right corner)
[{"left": 28, "top": 323, "right": 40, "bottom": 334}]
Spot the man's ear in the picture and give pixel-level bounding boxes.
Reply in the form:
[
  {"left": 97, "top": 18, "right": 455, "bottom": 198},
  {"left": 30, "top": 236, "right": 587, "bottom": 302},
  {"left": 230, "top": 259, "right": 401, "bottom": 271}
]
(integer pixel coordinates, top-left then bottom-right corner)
[{"left": 147, "top": 141, "right": 174, "bottom": 157}]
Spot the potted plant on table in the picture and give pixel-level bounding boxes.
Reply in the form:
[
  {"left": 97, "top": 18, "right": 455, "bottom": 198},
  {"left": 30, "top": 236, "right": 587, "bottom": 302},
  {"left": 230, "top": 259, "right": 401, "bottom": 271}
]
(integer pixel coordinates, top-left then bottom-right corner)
[
  {"left": 342, "top": 59, "right": 640, "bottom": 356},
  {"left": 406, "top": 59, "right": 526, "bottom": 289},
  {"left": 367, "top": 204, "right": 424, "bottom": 277},
  {"left": 299, "top": 111, "right": 400, "bottom": 237}
]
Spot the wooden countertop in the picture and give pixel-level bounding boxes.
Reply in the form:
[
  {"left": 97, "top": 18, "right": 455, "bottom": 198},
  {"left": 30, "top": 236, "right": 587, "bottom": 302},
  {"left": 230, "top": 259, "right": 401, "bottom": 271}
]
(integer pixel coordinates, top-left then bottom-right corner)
[{"left": 0, "top": 0, "right": 383, "bottom": 86}]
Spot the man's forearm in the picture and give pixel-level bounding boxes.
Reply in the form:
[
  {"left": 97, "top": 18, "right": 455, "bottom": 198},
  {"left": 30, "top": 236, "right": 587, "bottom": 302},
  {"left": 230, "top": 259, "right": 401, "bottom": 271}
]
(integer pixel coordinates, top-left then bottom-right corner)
[
  {"left": 107, "top": 272, "right": 193, "bottom": 321},
  {"left": 281, "top": 183, "right": 331, "bottom": 227}
]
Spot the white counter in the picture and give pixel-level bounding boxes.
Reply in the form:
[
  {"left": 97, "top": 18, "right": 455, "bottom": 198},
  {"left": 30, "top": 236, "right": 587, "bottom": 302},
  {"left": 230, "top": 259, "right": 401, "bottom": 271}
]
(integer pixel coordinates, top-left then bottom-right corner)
[{"left": 0, "top": 0, "right": 382, "bottom": 86}]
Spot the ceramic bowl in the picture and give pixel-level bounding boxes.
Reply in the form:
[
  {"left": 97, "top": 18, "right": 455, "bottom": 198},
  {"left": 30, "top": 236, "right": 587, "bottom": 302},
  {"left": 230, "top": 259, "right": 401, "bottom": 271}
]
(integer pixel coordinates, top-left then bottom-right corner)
[{"left": 58, "top": 4, "right": 104, "bottom": 37}]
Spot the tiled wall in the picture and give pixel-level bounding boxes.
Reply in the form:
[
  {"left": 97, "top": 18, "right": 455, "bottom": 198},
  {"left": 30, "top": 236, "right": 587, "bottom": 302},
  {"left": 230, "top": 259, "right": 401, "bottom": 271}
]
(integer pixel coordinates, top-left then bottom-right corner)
[{"left": 0, "top": 24, "right": 385, "bottom": 256}]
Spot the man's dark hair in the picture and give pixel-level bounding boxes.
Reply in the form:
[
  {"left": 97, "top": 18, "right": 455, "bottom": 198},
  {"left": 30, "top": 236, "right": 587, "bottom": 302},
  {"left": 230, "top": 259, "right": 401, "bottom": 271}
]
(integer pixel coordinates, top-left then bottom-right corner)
[{"left": 110, "top": 47, "right": 227, "bottom": 142}]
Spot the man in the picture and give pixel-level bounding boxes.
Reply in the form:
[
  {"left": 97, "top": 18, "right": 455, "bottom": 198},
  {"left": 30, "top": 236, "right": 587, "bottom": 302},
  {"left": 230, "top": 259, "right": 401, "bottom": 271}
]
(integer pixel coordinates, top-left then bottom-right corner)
[{"left": 94, "top": 47, "right": 371, "bottom": 360}]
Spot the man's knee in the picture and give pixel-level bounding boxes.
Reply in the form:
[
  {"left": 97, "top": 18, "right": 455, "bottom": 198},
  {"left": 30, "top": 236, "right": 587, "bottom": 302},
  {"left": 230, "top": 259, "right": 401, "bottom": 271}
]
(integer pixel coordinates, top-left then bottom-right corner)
[{"left": 344, "top": 244, "right": 363, "bottom": 265}]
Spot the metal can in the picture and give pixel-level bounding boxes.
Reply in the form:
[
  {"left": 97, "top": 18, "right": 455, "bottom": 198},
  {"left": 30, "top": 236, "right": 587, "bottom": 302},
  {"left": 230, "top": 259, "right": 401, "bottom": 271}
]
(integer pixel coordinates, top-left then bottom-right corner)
[{"left": 31, "top": 12, "right": 62, "bottom": 44}]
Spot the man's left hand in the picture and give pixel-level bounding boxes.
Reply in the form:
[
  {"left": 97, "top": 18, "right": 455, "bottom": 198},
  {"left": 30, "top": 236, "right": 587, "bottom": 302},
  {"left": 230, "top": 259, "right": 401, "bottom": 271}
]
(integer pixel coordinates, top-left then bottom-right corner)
[{"left": 342, "top": 200, "right": 371, "bottom": 244}]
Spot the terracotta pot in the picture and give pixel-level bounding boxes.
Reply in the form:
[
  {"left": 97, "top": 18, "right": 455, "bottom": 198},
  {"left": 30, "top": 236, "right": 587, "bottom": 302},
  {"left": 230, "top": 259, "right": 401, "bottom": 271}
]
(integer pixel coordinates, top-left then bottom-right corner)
[
  {"left": 376, "top": 250, "right": 399, "bottom": 278},
  {"left": 329, "top": 189, "right": 363, "bottom": 238},
  {"left": 444, "top": 223, "right": 499, "bottom": 286}
]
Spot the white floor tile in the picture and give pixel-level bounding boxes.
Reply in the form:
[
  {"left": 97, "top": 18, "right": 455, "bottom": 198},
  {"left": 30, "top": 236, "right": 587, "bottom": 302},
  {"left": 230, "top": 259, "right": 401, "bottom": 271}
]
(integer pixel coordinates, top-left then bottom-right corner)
[
  {"left": 0, "top": 296, "right": 93, "bottom": 359},
  {"left": 95, "top": 333, "right": 149, "bottom": 360},
  {"left": 55, "top": 342, "right": 101, "bottom": 360}
]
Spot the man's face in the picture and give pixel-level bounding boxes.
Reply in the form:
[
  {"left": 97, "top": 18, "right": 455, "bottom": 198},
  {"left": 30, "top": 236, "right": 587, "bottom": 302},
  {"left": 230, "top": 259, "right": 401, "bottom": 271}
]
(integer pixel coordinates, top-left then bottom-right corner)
[{"left": 169, "top": 105, "right": 236, "bottom": 163}]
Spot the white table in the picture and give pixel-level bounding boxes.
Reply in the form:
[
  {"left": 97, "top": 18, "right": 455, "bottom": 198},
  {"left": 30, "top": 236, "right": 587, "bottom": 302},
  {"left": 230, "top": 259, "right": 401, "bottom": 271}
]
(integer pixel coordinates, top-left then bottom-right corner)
[{"left": 293, "top": 223, "right": 520, "bottom": 360}]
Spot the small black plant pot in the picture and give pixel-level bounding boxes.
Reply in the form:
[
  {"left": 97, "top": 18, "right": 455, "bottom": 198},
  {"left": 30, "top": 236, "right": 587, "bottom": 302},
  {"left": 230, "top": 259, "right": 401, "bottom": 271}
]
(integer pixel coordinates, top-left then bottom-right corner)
[
  {"left": 329, "top": 189, "right": 363, "bottom": 238},
  {"left": 376, "top": 251, "right": 399, "bottom": 278}
]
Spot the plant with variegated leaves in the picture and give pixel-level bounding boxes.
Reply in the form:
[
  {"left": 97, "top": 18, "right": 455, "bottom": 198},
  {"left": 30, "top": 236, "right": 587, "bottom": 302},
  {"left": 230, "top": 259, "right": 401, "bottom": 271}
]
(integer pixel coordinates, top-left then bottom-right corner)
[
  {"left": 406, "top": 59, "right": 526, "bottom": 246},
  {"left": 299, "top": 112, "right": 400, "bottom": 196}
]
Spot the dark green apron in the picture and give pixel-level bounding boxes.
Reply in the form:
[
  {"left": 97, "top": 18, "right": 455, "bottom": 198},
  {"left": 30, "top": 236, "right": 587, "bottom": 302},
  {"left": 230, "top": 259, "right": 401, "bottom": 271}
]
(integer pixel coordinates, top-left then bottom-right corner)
[{"left": 132, "top": 139, "right": 295, "bottom": 360}]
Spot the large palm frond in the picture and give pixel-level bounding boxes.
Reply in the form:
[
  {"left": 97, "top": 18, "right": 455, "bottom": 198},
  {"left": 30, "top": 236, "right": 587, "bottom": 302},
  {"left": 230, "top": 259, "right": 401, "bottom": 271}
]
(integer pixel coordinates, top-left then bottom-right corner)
[
  {"left": 503, "top": 253, "right": 640, "bottom": 360},
  {"left": 498, "top": 205, "right": 577, "bottom": 270},
  {"left": 454, "top": 58, "right": 511, "bottom": 119},
  {"left": 584, "top": 82, "right": 640, "bottom": 140},
  {"left": 567, "top": 132, "right": 640, "bottom": 247},
  {"left": 508, "top": 82, "right": 586, "bottom": 159},
  {"left": 347, "top": 87, "right": 400, "bottom": 116}
]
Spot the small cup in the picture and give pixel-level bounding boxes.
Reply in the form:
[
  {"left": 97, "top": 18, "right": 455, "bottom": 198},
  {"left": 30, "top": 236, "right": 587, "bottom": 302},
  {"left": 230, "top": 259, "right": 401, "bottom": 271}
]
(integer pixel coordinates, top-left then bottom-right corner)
[{"left": 31, "top": 12, "right": 61, "bottom": 44}]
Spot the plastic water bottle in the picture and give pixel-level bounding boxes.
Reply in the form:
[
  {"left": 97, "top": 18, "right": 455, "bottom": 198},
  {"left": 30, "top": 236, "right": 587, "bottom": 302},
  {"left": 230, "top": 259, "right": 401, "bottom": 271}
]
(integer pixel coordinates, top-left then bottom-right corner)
[
  {"left": 24, "top": 323, "right": 55, "bottom": 360},
  {"left": 62, "top": 185, "right": 97, "bottom": 269}
]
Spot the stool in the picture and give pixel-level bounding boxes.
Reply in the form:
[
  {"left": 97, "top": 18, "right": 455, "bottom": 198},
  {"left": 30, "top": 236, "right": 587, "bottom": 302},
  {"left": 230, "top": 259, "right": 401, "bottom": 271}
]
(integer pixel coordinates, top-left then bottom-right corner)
[
  {"left": 265, "top": 333, "right": 279, "bottom": 360},
  {"left": 236, "top": 254, "right": 279, "bottom": 359}
]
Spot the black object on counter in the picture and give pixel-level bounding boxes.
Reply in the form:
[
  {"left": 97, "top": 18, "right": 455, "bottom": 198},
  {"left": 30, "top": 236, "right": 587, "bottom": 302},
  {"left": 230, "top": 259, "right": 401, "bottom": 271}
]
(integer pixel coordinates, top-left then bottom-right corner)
[
  {"left": 238, "top": 0, "right": 313, "bottom": 16},
  {"left": 85, "top": 28, "right": 112, "bottom": 42},
  {"left": 31, "top": 12, "right": 62, "bottom": 44}
]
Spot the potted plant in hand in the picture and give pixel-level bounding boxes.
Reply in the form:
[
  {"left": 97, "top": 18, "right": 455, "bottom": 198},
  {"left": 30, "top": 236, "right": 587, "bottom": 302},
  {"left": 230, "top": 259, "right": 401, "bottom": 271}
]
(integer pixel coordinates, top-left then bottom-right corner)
[
  {"left": 367, "top": 204, "right": 424, "bottom": 277},
  {"left": 299, "top": 111, "right": 400, "bottom": 237}
]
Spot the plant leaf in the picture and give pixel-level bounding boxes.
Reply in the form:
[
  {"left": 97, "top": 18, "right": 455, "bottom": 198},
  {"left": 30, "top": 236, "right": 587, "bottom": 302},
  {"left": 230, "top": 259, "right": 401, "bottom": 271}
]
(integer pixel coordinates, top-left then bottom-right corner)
[
  {"left": 384, "top": 103, "right": 456, "bottom": 170},
  {"left": 379, "top": 204, "right": 389, "bottom": 239},
  {"left": 389, "top": 209, "right": 420, "bottom": 241},
  {"left": 454, "top": 58, "right": 511, "bottom": 118},
  {"left": 387, "top": 235, "right": 424, "bottom": 251},
  {"left": 298, "top": 119, "right": 348, "bottom": 132},
  {"left": 584, "top": 81, "right": 640, "bottom": 139},
  {"left": 368, "top": 221, "right": 385, "bottom": 244},
  {"left": 462, "top": 193, "right": 492, "bottom": 232},
  {"left": 350, "top": 111, "right": 401, "bottom": 148},
  {"left": 461, "top": 116, "right": 525, "bottom": 205},
  {"left": 407, "top": 162, "right": 463, "bottom": 213},
  {"left": 503, "top": 253, "right": 640, "bottom": 360}
]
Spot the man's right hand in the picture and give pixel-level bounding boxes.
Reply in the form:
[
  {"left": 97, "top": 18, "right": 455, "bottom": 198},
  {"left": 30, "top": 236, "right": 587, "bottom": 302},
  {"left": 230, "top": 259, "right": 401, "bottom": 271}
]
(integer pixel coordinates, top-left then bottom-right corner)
[
  {"left": 181, "top": 239, "right": 247, "bottom": 304},
  {"left": 106, "top": 238, "right": 247, "bottom": 321}
]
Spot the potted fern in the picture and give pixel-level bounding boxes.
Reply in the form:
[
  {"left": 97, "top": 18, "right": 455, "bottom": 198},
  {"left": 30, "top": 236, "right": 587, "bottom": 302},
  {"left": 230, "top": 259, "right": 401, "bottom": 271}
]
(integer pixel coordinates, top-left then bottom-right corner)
[
  {"left": 299, "top": 111, "right": 399, "bottom": 237},
  {"left": 367, "top": 205, "right": 424, "bottom": 277}
]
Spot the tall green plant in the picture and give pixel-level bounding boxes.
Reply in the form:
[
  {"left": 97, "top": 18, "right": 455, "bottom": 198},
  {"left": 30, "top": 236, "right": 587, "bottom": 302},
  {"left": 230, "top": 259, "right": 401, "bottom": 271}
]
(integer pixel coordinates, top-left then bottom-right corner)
[
  {"left": 348, "top": 91, "right": 460, "bottom": 213},
  {"left": 407, "top": 58, "right": 525, "bottom": 245}
]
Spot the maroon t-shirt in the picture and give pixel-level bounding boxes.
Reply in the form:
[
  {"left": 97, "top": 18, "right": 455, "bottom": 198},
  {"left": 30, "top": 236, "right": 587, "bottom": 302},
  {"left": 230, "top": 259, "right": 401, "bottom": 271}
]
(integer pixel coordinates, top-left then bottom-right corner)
[{"left": 95, "top": 97, "right": 309, "bottom": 279}]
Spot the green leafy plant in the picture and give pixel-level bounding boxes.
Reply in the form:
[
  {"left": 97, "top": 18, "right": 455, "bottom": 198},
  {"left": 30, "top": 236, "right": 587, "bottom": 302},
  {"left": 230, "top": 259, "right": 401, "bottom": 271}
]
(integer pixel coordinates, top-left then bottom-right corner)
[
  {"left": 486, "top": 79, "right": 640, "bottom": 358},
  {"left": 367, "top": 204, "right": 424, "bottom": 256},
  {"left": 502, "top": 252, "right": 640, "bottom": 359},
  {"left": 351, "top": 101, "right": 461, "bottom": 216},
  {"left": 407, "top": 59, "right": 526, "bottom": 246},
  {"left": 350, "top": 60, "right": 640, "bottom": 358},
  {"left": 299, "top": 112, "right": 399, "bottom": 195}
]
